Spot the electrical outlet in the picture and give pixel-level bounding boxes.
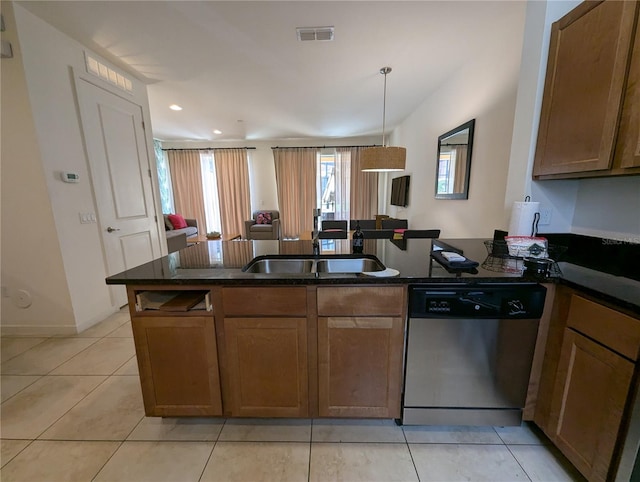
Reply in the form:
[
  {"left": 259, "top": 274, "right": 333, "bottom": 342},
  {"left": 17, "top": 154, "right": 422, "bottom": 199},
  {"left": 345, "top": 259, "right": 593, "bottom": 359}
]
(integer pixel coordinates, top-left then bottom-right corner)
[{"left": 539, "top": 208, "right": 552, "bottom": 225}]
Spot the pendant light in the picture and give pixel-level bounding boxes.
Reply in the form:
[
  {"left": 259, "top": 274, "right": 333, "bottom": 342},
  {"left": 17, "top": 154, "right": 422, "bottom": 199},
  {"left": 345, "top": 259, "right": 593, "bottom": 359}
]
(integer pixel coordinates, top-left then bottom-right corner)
[{"left": 361, "top": 67, "right": 406, "bottom": 172}]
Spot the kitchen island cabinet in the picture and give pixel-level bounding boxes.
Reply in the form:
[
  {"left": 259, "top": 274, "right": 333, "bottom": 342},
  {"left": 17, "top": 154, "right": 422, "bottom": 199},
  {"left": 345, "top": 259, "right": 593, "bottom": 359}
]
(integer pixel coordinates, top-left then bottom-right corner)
[
  {"left": 128, "top": 287, "right": 222, "bottom": 416},
  {"left": 221, "top": 287, "right": 310, "bottom": 417},
  {"left": 317, "top": 286, "right": 406, "bottom": 418},
  {"left": 533, "top": 0, "right": 640, "bottom": 179}
]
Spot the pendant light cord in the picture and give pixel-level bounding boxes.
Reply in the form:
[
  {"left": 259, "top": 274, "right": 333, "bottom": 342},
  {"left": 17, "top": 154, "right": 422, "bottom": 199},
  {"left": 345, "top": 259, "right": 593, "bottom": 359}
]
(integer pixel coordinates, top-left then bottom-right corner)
[{"left": 380, "top": 66, "right": 391, "bottom": 148}]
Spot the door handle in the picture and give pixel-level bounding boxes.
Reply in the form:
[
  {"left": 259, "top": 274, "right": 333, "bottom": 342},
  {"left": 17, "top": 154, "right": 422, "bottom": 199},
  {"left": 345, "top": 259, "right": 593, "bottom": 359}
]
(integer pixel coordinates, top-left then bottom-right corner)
[{"left": 106, "top": 226, "right": 120, "bottom": 233}]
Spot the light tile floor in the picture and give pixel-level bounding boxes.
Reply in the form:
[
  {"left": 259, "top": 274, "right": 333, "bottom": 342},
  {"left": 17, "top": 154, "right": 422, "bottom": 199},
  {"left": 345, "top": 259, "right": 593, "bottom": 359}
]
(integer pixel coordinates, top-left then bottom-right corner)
[{"left": 1, "top": 309, "right": 585, "bottom": 482}]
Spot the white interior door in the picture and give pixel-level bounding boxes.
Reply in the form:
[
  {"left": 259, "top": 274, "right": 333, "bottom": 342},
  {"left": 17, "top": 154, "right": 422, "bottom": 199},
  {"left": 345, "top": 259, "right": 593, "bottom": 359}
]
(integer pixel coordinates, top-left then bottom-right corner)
[{"left": 77, "top": 78, "right": 161, "bottom": 307}]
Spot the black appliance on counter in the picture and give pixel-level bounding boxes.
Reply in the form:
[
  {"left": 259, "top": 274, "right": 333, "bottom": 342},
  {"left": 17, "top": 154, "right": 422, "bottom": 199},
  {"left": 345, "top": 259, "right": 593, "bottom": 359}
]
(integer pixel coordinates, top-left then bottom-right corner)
[{"left": 403, "top": 283, "right": 546, "bottom": 426}]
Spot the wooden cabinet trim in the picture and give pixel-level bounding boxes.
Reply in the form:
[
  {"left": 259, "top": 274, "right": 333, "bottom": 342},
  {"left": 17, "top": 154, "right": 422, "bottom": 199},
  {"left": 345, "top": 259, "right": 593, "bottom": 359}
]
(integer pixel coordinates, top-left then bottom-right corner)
[
  {"left": 326, "top": 317, "right": 394, "bottom": 329},
  {"left": 566, "top": 294, "right": 640, "bottom": 360},
  {"left": 222, "top": 286, "right": 307, "bottom": 316},
  {"left": 317, "top": 285, "right": 405, "bottom": 316}
]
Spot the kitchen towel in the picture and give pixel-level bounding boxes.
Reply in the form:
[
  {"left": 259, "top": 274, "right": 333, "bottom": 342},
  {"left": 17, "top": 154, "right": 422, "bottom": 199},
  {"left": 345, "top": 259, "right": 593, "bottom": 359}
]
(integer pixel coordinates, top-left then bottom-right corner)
[{"left": 508, "top": 201, "right": 540, "bottom": 236}]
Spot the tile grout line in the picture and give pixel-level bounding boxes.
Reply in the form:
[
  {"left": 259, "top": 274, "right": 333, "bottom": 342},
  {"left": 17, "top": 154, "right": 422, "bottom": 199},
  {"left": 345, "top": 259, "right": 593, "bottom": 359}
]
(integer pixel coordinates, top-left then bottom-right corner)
[
  {"left": 0, "top": 439, "right": 36, "bottom": 469},
  {"left": 29, "top": 374, "right": 112, "bottom": 442},
  {"left": 504, "top": 443, "right": 534, "bottom": 482},
  {"left": 402, "top": 424, "right": 423, "bottom": 482},
  {"left": 308, "top": 419, "right": 314, "bottom": 482},
  {"left": 0, "top": 336, "right": 51, "bottom": 364},
  {"left": 90, "top": 440, "right": 125, "bottom": 482},
  {"left": 197, "top": 417, "right": 228, "bottom": 482}
]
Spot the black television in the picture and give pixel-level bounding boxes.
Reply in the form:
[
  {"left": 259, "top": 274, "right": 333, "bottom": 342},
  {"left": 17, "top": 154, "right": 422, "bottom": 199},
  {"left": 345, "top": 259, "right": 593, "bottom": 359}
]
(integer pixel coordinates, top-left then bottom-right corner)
[{"left": 390, "top": 175, "right": 410, "bottom": 207}]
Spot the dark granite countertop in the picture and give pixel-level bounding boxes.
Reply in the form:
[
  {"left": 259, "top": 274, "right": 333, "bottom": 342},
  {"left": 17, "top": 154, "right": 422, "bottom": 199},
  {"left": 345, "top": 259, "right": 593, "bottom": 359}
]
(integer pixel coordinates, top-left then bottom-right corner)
[
  {"left": 106, "top": 238, "right": 533, "bottom": 285},
  {"left": 105, "top": 236, "right": 640, "bottom": 314}
]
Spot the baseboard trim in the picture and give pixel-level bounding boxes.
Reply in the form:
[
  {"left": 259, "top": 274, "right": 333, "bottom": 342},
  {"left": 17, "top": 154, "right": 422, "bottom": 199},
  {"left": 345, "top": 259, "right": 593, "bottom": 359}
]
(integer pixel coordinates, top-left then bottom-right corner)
[{"left": 0, "top": 324, "right": 78, "bottom": 336}]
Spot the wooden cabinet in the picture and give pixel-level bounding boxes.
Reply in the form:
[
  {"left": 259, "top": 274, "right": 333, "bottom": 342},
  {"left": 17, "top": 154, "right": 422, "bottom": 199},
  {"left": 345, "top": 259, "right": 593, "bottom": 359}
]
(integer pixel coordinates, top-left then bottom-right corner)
[
  {"left": 220, "top": 287, "right": 310, "bottom": 417},
  {"left": 533, "top": 0, "right": 640, "bottom": 179},
  {"left": 127, "top": 283, "right": 408, "bottom": 420},
  {"left": 549, "top": 328, "right": 633, "bottom": 482},
  {"left": 317, "top": 286, "right": 406, "bottom": 418},
  {"left": 540, "top": 292, "right": 640, "bottom": 481},
  {"left": 613, "top": 15, "right": 640, "bottom": 171},
  {"left": 132, "top": 315, "right": 223, "bottom": 416}
]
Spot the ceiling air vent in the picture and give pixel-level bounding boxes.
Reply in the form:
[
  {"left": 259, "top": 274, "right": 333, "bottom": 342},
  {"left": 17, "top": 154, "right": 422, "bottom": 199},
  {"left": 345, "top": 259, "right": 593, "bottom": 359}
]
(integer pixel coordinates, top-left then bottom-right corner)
[{"left": 296, "top": 26, "right": 334, "bottom": 42}]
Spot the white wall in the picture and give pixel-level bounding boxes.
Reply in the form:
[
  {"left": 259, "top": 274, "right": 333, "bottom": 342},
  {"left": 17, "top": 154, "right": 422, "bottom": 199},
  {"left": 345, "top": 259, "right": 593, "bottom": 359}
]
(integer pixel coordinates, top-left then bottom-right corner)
[
  {"left": 387, "top": 9, "right": 525, "bottom": 239},
  {"left": 3, "top": 3, "right": 162, "bottom": 334},
  {"left": 161, "top": 136, "right": 379, "bottom": 214},
  {"left": 0, "top": 1, "right": 75, "bottom": 334}
]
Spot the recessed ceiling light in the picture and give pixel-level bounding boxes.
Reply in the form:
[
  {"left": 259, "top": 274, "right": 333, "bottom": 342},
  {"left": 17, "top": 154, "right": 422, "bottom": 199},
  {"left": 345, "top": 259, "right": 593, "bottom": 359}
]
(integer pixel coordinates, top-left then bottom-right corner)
[
  {"left": 213, "top": 129, "right": 222, "bottom": 135},
  {"left": 169, "top": 104, "right": 182, "bottom": 111}
]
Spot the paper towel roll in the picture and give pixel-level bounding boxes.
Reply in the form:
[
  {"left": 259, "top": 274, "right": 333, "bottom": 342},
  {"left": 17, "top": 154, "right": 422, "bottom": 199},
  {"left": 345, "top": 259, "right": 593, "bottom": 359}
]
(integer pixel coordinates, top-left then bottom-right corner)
[{"left": 508, "top": 201, "right": 540, "bottom": 236}]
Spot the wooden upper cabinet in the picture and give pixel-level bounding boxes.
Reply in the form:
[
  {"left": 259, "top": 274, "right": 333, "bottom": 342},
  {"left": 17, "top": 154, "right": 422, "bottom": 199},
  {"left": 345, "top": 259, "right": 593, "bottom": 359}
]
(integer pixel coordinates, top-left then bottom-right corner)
[
  {"left": 533, "top": 0, "right": 639, "bottom": 178},
  {"left": 613, "top": 13, "right": 640, "bottom": 171}
]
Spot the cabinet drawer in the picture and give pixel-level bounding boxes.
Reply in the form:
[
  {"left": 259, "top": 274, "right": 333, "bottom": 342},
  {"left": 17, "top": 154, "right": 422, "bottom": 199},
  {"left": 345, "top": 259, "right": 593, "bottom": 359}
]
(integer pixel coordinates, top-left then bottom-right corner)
[
  {"left": 567, "top": 295, "right": 640, "bottom": 360},
  {"left": 317, "top": 286, "right": 405, "bottom": 316},
  {"left": 222, "top": 287, "right": 307, "bottom": 316}
]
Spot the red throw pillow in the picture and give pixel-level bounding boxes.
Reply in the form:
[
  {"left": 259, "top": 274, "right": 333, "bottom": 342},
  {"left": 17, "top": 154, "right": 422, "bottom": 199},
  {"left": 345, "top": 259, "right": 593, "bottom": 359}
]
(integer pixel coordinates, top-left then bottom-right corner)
[
  {"left": 168, "top": 214, "right": 188, "bottom": 229},
  {"left": 256, "top": 212, "right": 272, "bottom": 224}
]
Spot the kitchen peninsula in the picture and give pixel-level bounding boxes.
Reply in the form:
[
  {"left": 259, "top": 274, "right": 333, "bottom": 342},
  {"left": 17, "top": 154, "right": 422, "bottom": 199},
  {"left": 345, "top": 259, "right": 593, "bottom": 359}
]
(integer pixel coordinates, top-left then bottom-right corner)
[{"left": 106, "top": 237, "right": 534, "bottom": 418}]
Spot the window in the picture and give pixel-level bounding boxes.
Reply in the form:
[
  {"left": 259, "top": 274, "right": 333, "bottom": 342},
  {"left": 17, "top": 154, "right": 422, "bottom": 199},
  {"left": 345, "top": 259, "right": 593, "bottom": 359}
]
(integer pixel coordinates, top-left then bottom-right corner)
[
  {"left": 199, "top": 153, "right": 223, "bottom": 234},
  {"left": 154, "top": 139, "right": 174, "bottom": 214},
  {"left": 317, "top": 149, "right": 350, "bottom": 221}
]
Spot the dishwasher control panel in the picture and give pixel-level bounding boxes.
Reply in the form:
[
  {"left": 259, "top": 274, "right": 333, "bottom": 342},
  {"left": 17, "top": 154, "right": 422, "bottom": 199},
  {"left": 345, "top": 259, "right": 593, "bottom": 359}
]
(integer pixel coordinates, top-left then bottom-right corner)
[{"left": 409, "top": 284, "right": 546, "bottom": 319}]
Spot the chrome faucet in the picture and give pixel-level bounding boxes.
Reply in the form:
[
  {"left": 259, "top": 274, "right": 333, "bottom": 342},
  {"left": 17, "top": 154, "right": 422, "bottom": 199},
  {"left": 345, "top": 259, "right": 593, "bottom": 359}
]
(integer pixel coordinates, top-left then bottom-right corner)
[{"left": 312, "top": 208, "right": 322, "bottom": 255}]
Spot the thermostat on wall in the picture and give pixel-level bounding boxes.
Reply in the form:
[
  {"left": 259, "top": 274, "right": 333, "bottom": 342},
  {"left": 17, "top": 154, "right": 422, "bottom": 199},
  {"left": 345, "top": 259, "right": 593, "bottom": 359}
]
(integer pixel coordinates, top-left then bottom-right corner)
[{"left": 61, "top": 171, "right": 80, "bottom": 183}]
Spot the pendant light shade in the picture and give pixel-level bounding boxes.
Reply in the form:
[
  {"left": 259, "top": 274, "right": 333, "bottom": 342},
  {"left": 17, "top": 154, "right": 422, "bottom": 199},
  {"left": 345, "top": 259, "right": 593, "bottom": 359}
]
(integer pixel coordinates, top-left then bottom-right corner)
[
  {"left": 361, "top": 146, "right": 406, "bottom": 172},
  {"left": 362, "top": 67, "right": 406, "bottom": 172}
]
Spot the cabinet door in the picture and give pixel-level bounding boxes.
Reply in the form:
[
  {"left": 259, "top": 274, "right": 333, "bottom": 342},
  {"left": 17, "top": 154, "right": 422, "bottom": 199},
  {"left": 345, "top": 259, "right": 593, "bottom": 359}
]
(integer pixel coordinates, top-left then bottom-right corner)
[
  {"left": 224, "top": 317, "right": 309, "bottom": 417},
  {"left": 132, "top": 316, "right": 222, "bottom": 416},
  {"left": 318, "top": 316, "right": 404, "bottom": 418},
  {"left": 614, "top": 11, "right": 640, "bottom": 171},
  {"left": 533, "top": 1, "right": 638, "bottom": 177},
  {"left": 548, "top": 328, "right": 634, "bottom": 482}
]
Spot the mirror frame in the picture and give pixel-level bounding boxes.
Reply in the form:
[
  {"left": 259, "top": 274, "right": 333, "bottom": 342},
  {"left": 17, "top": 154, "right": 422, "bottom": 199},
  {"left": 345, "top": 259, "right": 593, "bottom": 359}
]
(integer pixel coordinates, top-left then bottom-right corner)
[{"left": 434, "top": 118, "right": 475, "bottom": 200}]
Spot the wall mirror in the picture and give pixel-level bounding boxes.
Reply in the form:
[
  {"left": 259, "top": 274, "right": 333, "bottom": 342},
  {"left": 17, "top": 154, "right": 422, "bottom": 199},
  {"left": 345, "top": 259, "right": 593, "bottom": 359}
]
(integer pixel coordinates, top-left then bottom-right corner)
[{"left": 435, "top": 119, "right": 475, "bottom": 200}]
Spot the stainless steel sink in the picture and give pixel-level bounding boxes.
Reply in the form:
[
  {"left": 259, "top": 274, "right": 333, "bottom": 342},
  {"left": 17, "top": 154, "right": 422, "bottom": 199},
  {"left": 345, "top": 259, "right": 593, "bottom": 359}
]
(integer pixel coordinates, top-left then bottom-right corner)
[
  {"left": 242, "top": 255, "right": 386, "bottom": 274},
  {"left": 242, "top": 258, "right": 314, "bottom": 274},
  {"left": 315, "top": 258, "right": 385, "bottom": 273}
]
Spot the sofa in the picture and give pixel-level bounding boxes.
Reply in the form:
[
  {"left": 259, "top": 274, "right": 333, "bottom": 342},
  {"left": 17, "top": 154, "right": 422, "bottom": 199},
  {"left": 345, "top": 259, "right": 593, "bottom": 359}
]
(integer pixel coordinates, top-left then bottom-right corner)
[
  {"left": 245, "top": 210, "right": 280, "bottom": 240},
  {"left": 163, "top": 215, "right": 198, "bottom": 253}
]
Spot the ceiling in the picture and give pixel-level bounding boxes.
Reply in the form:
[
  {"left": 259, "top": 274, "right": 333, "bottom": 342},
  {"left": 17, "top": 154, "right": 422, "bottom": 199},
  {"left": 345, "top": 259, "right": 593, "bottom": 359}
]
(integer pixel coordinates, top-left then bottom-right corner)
[{"left": 18, "top": 1, "right": 526, "bottom": 142}]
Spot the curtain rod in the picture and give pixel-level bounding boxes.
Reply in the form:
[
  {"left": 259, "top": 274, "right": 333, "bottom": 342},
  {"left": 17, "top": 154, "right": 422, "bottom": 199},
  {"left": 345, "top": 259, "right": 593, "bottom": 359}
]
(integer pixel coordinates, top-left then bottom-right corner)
[
  {"left": 271, "top": 144, "right": 380, "bottom": 150},
  {"left": 162, "top": 147, "right": 256, "bottom": 151}
]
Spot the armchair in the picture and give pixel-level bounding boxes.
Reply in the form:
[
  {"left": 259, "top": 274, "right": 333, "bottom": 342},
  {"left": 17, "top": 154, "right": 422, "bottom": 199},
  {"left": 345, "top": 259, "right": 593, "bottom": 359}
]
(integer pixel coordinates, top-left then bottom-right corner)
[{"left": 245, "top": 210, "right": 280, "bottom": 240}]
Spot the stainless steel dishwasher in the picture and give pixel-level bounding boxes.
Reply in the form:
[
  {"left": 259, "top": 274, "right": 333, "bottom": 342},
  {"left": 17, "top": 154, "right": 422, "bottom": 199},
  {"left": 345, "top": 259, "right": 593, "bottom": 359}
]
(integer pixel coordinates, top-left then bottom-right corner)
[{"left": 403, "top": 284, "right": 546, "bottom": 426}]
